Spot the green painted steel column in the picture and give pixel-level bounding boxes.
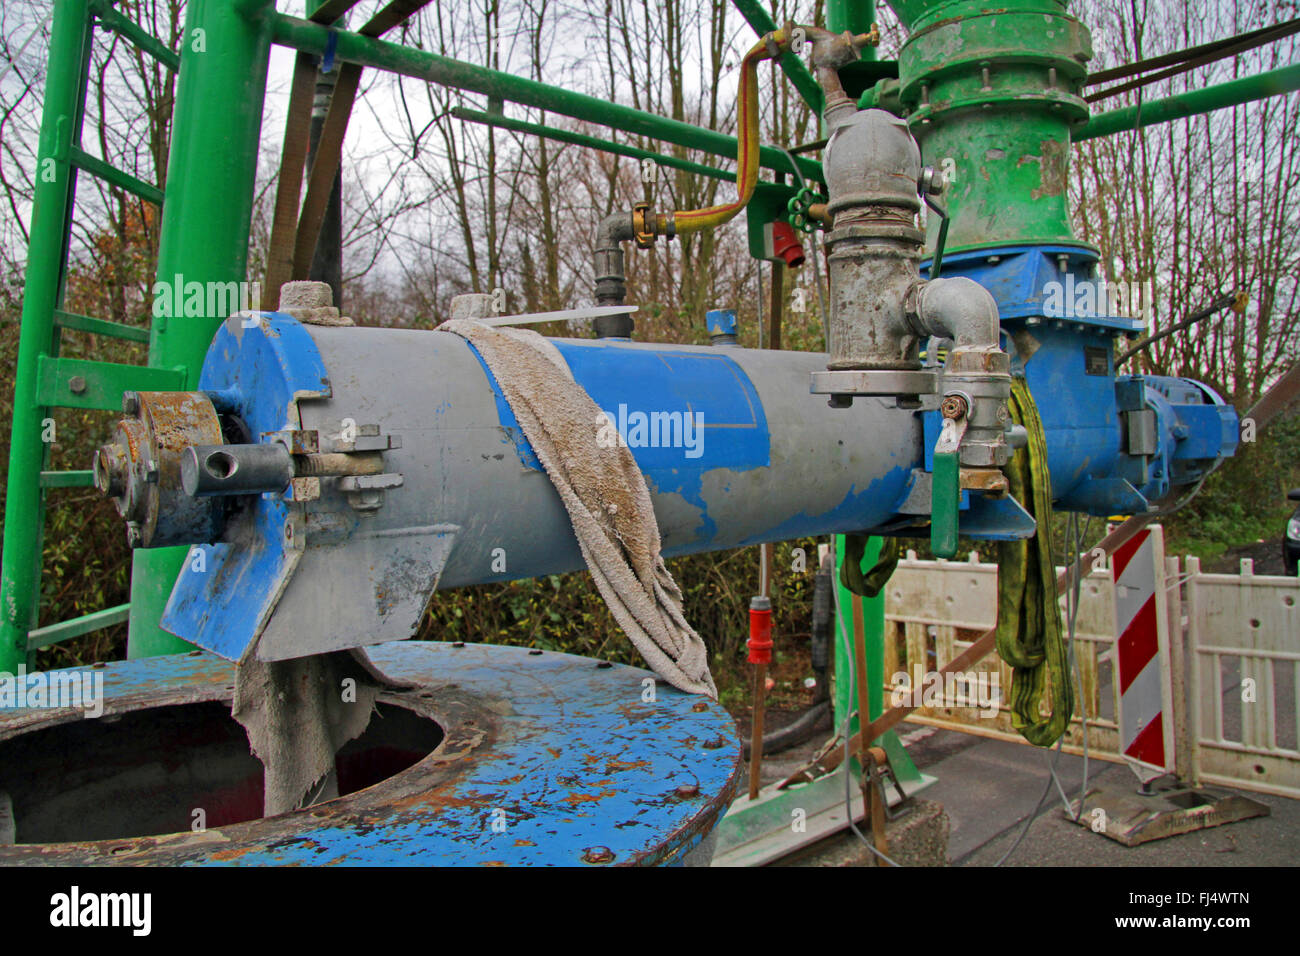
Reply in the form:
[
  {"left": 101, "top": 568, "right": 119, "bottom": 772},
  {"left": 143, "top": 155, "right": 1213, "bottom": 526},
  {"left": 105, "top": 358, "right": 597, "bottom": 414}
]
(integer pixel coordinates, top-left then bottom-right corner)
[
  {"left": 127, "top": 0, "right": 275, "bottom": 657},
  {"left": 0, "top": 0, "right": 94, "bottom": 672},
  {"left": 826, "top": 0, "right": 876, "bottom": 51},
  {"left": 883, "top": 0, "right": 1093, "bottom": 253}
]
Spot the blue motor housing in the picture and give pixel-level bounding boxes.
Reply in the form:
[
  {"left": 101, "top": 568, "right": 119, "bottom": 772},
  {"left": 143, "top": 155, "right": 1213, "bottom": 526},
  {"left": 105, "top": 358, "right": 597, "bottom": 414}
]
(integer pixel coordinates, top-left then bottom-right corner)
[{"left": 928, "top": 244, "right": 1238, "bottom": 516}]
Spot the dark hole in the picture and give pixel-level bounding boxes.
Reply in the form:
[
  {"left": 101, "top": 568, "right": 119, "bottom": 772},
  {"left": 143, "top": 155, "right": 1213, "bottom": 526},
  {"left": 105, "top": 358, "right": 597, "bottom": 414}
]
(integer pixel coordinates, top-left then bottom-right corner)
[
  {"left": 0, "top": 700, "right": 442, "bottom": 845},
  {"left": 204, "top": 451, "right": 237, "bottom": 480}
]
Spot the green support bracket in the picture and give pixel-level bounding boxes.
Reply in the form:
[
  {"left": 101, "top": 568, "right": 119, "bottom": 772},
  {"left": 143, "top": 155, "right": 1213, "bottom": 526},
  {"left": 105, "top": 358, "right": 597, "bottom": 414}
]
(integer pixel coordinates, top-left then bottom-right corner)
[
  {"left": 39, "top": 470, "right": 95, "bottom": 489},
  {"left": 28, "top": 603, "right": 131, "bottom": 652},
  {"left": 53, "top": 308, "right": 152, "bottom": 343},
  {"left": 89, "top": 0, "right": 181, "bottom": 71},
  {"left": 68, "top": 147, "right": 165, "bottom": 206},
  {"left": 35, "top": 356, "right": 186, "bottom": 411},
  {"left": 745, "top": 181, "right": 800, "bottom": 261},
  {"left": 452, "top": 108, "right": 737, "bottom": 183}
]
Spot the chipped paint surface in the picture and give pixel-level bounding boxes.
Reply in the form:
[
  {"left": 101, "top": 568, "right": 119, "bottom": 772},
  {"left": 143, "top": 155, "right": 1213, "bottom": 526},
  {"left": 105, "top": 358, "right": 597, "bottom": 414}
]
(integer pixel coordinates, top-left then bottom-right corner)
[{"left": 0, "top": 642, "right": 741, "bottom": 866}]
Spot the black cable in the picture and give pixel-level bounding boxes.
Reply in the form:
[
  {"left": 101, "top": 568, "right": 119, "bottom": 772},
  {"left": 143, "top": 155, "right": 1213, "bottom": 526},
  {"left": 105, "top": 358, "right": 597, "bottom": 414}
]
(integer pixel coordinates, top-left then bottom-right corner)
[{"left": 1115, "top": 291, "right": 1239, "bottom": 366}]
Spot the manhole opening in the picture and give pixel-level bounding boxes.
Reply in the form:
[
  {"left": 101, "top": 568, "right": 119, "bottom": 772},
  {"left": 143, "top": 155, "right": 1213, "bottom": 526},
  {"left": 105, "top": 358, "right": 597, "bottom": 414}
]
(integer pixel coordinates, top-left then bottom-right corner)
[{"left": 0, "top": 700, "right": 443, "bottom": 845}]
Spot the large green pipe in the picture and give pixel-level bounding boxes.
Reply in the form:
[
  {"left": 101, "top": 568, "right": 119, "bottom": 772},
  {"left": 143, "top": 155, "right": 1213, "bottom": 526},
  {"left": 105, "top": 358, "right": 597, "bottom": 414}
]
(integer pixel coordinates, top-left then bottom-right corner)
[
  {"left": 1077, "top": 62, "right": 1300, "bottom": 141},
  {"left": 452, "top": 108, "right": 736, "bottom": 182},
  {"left": 127, "top": 0, "right": 276, "bottom": 657},
  {"left": 884, "top": 0, "right": 1093, "bottom": 253},
  {"left": 270, "top": 12, "right": 824, "bottom": 184},
  {"left": 0, "top": 0, "right": 93, "bottom": 672}
]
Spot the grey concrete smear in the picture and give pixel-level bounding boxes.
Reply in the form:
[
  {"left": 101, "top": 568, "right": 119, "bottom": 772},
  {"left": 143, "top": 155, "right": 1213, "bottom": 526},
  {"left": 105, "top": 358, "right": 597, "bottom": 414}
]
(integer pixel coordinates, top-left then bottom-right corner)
[
  {"left": 233, "top": 649, "right": 394, "bottom": 816},
  {"left": 0, "top": 790, "right": 13, "bottom": 844}
]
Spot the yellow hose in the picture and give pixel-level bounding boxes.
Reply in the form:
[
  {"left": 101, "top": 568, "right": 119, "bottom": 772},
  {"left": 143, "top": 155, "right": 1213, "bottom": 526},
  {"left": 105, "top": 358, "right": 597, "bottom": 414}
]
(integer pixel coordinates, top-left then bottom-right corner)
[{"left": 670, "top": 31, "right": 788, "bottom": 236}]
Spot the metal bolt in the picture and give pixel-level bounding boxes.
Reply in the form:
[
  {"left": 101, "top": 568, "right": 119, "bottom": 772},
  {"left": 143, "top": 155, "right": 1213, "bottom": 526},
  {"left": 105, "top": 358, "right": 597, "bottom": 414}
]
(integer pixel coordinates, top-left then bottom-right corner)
[
  {"left": 919, "top": 166, "right": 946, "bottom": 197},
  {"left": 674, "top": 784, "right": 700, "bottom": 798},
  {"left": 940, "top": 394, "right": 969, "bottom": 420},
  {"left": 68, "top": 375, "right": 87, "bottom": 395},
  {"left": 122, "top": 391, "right": 140, "bottom": 416},
  {"left": 703, "top": 736, "right": 728, "bottom": 750},
  {"left": 691, "top": 701, "right": 709, "bottom": 712},
  {"left": 582, "top": 846, "right": 615, "bottom": 864}
]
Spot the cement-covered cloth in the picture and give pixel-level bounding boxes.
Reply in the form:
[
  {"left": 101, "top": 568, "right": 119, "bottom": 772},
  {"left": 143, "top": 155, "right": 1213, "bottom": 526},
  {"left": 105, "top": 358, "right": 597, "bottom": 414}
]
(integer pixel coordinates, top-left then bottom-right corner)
[
  {"left": 234, "top": 649, "right": 394, "bottom": 815},
  {"left": 438, "top": 319, "right": 717, "bottom": 698}
]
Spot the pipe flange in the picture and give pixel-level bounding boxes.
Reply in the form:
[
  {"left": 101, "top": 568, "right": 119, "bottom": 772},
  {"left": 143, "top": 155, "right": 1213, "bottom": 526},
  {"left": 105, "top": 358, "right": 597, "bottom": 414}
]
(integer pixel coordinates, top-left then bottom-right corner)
[
  {"left": 810, "top": 368, "right": 939, "bottom": 397},
  {"left": 93, "top": 391, "right": 224, "bottom": 548}
]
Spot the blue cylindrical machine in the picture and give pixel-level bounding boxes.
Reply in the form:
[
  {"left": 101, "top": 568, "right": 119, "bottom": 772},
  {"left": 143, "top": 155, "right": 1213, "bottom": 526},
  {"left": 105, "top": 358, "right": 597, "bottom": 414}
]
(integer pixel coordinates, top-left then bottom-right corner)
[{"left": 83, "top": 307, "right": 1237, "bottom": 664}]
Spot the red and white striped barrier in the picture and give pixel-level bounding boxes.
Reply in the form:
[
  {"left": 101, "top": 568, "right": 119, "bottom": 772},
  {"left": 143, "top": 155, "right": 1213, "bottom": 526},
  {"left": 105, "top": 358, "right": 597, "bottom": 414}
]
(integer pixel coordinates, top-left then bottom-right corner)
[{"left": 1111, "top": 525, "right": 1174, "bottom": 778}]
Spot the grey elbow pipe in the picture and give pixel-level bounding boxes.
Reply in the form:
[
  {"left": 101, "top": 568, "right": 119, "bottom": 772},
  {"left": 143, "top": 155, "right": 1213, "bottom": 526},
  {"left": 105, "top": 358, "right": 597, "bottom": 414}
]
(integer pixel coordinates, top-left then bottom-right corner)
[
  {"left": 908, "top": 276, "right": 1001, "bottom": 349},
  {"left": 592, "top": 212, "right": 636, "bottom": 337}
]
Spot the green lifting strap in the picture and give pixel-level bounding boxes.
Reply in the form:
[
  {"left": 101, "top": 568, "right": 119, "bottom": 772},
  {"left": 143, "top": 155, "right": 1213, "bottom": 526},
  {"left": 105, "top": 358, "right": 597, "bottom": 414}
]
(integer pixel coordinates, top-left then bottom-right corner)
[
  {"left": 996, "top": 376, "right": 1073, "bottom": 747},
  {"left": 839, "top": 535, "right": 900, "bottom": 599}
]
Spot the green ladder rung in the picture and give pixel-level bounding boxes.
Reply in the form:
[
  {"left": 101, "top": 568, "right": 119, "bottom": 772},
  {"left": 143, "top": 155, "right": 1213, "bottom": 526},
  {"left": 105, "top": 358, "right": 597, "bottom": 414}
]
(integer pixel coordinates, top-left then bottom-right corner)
[
  {"left": 90, "top": 0, "right": 181, "bottom": 72},
  {"left": 39, "top": 470, "right": 95, "bottom": 489},
  {"left": 54, "top": 308, "right": 150, "bottom": 343},
  {"left": 35, "top": 356, "right": 186, "bottom": 410},
  {"left": 68, "top": 146, "right": 165, "bottom": 206},
  {"left": 27, "top": 603, "right": 130, "bottom": 652}
]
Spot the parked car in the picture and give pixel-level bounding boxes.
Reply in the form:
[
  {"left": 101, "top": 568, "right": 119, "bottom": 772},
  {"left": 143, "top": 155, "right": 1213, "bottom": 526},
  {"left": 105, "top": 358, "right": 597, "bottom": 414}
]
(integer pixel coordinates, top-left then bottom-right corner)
[{"left": 1286, "top": 489, "right": 1300, "bottom": 576}]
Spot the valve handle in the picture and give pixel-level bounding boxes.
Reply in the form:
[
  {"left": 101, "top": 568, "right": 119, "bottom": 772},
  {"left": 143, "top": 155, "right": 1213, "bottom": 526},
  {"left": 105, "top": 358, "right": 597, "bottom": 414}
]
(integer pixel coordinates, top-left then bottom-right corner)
[
  {"left": 931, "top": 415, "right": 967, "bottom": 559},
  {"left": 786, "top": 187, "right": 820, "bottom": 234}
]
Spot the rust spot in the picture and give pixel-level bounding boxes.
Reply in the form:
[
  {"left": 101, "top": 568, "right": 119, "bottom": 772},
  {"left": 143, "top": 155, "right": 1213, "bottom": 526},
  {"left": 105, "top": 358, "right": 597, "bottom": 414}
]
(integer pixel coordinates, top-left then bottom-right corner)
[
  {"left": 562, "top": 789, "right": 616, "bottom": 806},
  {"left": 604, "top": 758, "right": 650, "bottom": 774},
  {"left": 1030, "top": 138, "right": 1067, "bottom": 200},
  {"left": 582, "top": 846, "right": 615, "bottom": 864}
]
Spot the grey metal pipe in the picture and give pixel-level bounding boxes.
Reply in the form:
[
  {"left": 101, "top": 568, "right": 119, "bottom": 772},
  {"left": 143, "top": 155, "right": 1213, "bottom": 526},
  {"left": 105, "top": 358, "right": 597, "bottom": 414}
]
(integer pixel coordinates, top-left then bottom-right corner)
[
  {"left": 181, "top": 444, "right": 293, "bottom": 497},
  {"left": 593, "top": 212, "right": 635, "bottom": 337}
]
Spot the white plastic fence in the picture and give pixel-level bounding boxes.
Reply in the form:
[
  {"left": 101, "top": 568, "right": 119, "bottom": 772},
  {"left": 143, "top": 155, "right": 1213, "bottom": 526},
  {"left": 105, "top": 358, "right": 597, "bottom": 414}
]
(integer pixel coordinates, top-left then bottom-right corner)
[{"left": 880, "top": 530, "right": 1299, "bottom": 798}]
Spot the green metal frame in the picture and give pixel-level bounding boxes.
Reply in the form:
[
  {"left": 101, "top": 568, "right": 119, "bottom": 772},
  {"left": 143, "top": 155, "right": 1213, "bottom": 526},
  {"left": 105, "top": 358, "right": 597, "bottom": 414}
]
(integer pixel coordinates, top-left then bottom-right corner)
[{"left": 3, "top": 0, "right": 1296, "bottom": 683}]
